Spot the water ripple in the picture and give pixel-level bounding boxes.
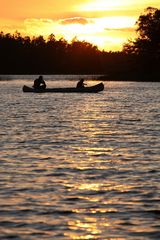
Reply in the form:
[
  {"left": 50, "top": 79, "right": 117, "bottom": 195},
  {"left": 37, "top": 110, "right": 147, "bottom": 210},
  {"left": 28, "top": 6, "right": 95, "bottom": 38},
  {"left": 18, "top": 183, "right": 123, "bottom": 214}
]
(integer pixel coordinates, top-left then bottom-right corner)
[{"left": 0, "top": 80, "right": 160, "bottom": 239}]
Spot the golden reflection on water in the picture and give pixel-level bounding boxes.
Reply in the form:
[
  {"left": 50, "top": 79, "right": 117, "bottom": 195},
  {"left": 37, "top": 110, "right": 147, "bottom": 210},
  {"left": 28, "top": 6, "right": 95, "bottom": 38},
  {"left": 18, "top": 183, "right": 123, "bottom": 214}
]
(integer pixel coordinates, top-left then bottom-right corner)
[
  {"left": 73, "top": 207, "right": 116, "bottom": 214},
  {"left": 65, "top": 181, "right": 132, "bottom": 239},
  {"left": 65, "top": 217, "right": 126, "bottom": 240},
  {"left": 65, "top": 217, "right": 107, "bottom": 239},
  {"left": 76, "top": 147, "right": 114, "bottom": 156},
  {"left": 71, "top": 182, "right": 133, "bottom": 193}
]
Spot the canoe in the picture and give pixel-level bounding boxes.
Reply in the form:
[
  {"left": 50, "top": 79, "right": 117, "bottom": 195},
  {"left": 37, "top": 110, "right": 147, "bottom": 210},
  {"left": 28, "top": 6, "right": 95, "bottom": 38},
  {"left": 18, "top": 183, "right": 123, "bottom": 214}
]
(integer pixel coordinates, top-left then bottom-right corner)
[{"left": 22, "top": 82, "right": 104, "bottom": 93}]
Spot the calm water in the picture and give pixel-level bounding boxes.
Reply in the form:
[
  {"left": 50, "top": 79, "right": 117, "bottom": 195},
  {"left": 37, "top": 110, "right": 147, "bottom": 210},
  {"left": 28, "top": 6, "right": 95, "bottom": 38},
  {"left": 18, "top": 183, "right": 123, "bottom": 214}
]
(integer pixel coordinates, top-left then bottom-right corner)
[{"left": 0, "top": 77, "right": 160, "bottom": 239}]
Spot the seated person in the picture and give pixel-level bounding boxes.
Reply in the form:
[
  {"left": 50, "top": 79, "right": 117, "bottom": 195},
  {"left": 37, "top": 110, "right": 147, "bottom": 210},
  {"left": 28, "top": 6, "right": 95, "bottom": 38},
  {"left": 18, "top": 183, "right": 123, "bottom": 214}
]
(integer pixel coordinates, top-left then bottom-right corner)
[
  {"left": 33, "top": 75, "right": 46, "bottom": 90},
  {"left": 76, "top": 78, "right": 86, "bottom": 88}
]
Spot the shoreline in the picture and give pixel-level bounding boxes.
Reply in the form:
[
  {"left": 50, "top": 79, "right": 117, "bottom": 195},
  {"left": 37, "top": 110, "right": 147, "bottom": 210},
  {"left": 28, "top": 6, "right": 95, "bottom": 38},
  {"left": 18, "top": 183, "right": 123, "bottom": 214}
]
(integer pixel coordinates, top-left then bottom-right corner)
[{"left": 0, "top": 74, "right": 160, "bottom": 82}]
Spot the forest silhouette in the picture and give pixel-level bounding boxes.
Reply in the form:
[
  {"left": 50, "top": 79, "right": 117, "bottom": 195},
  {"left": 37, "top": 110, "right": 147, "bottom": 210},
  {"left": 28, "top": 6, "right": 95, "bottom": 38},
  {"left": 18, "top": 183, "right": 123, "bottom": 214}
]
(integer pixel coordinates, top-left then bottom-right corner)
[{"left": 0, "top": 7, "right": 160, "bottom": 81}]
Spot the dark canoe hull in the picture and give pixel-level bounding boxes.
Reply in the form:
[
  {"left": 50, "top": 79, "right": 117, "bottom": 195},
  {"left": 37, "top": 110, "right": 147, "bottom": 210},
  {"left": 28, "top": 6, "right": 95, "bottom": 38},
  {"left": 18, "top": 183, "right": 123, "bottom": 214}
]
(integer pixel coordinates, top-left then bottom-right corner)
[{"left": 22, "top": 83, "right": 104, "bottom": 93}]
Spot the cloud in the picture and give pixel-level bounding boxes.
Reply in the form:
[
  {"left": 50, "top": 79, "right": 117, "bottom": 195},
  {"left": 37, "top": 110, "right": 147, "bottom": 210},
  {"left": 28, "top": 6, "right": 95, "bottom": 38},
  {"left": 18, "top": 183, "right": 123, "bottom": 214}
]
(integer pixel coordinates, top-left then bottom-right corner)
[
  {"left": 24, "top": 18, "right": 54, "bottom": 27},
  {"left": 59, "top": 17, "right": 93, "bottom": 25},
  {"left": 105, "top": 27, "right": 135, "bottom": 32},
  {"left": 22, "top": 18, "right": 57, "bottom": 36}
]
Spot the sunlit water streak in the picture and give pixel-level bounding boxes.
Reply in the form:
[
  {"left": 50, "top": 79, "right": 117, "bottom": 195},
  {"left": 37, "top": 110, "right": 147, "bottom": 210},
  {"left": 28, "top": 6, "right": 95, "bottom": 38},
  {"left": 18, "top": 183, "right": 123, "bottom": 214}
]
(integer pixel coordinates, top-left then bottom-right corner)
[{"left": 0, "top": 78, "right": 160, "bottom": 239}]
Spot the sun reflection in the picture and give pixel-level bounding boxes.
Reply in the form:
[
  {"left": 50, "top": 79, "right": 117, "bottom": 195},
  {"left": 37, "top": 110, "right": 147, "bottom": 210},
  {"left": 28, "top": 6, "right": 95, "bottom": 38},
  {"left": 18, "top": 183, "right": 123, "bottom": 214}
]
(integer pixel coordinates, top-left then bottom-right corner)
[
  {"left": 69, "top": 181, "right": 134, "bottom": 194},
  {"left": 65, "top": 216, "right": 125, "bottom": 239},
  {"left": 76, "top": 146, "right": 114, "bottom": 157},
  {"left": 65, "top": 217, "right": 106, "bottom": 239},
  {"left": 64, "top": 233, "right": 97, "bottom": 240}
]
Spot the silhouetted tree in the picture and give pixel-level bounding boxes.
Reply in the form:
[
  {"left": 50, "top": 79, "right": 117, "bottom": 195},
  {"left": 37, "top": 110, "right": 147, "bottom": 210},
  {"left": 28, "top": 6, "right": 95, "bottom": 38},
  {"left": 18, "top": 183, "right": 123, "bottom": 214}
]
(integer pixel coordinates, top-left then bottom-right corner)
[
  {"left": 123, "top": 7, "right": 160, "bottom": 80},
  {"left": 123, "top": 7, "right": 160, "bottom": 55}
]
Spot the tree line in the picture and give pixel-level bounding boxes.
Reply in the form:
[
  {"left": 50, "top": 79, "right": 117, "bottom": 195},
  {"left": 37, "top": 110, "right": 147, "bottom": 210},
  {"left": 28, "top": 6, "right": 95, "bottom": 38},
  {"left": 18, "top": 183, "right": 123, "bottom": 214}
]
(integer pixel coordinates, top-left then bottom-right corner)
[
  {"left": 0, "top": 7, "right": 160, "bottom": 81},
  {"left": 0, "top": 31, "right": 130, "bottom": 76}
]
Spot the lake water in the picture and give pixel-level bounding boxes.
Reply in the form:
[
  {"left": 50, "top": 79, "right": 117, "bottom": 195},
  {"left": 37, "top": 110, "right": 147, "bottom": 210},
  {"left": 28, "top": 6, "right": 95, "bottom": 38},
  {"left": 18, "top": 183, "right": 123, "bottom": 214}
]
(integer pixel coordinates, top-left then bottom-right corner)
[{"left": 0, "top": 76, "right": 160, "bottom": 239}]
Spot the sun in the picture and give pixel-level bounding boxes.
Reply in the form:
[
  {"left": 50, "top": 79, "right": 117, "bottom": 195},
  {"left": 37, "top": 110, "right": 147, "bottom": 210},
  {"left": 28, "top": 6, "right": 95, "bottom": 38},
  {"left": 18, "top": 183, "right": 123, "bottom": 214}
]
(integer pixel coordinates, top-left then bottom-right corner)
[
  {"left": 21, "top": 14, "right": 136, "bottom": 51},
  {"left": 96, "top": 16, "right": 136, "bottom": 29},
  {"left": 55, "top": 15, "right": 136, "bottom": 50}
]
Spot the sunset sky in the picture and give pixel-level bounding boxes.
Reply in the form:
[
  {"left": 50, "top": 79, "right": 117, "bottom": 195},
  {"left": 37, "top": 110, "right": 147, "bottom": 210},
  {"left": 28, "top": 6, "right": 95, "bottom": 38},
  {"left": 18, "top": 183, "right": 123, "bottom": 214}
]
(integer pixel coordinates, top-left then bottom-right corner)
[{"left": 0, "top": 0, "right": 160, "bottom": 51}]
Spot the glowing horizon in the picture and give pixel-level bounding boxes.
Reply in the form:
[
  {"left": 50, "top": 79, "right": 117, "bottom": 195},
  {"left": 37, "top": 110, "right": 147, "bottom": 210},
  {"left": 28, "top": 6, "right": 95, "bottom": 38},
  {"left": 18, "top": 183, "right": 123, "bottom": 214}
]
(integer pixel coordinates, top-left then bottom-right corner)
[{"left": 0, "top": 0, "right": 160, "bottom": 51}]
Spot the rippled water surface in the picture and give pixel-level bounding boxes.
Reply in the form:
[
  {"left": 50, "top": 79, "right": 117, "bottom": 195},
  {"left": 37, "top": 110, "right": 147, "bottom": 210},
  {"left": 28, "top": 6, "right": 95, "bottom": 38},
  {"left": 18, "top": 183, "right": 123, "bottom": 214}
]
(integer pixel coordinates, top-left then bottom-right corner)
[{"left": 0, "top": 78, "right": 160, "bottom": 239}]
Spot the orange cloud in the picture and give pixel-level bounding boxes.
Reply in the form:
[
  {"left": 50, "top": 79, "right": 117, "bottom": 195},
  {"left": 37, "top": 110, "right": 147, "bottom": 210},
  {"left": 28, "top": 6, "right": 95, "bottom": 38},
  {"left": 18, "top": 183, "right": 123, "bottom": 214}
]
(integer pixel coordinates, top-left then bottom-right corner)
[
  {"left": 105, "top": 27, "right": 135, "bottom": 32},
  {"left": 59, "top": 17, "right": 93, "bottom": 25}
]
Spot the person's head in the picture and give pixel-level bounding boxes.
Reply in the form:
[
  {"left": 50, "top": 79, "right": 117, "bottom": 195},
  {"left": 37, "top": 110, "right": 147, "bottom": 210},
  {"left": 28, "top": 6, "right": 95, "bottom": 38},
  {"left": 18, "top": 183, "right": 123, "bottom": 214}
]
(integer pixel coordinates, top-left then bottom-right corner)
[
  {"left": 80, "top": 78, "right": 84, "bottom": 82},
  {"left": 39, "top": 75, "right": 43, "bottom": 80}
]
